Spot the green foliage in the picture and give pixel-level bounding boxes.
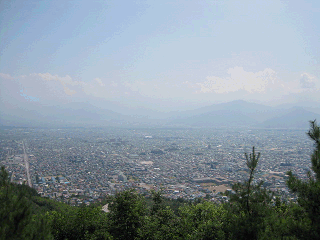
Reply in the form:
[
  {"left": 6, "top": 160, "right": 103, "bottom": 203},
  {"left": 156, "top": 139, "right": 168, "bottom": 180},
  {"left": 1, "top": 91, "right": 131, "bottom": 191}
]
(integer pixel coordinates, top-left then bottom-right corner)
[
  {"left": 245, "top": 146, "right": 260, "bottom": 213},
  {"left": 287, "top": 120, "right": 320, "bottom": 239},
  {"left": 261, "top": 201, "right": 307, "bottom": 240},
  {"left": 138, "top": 191, "right": 182, "bottom": 240},
  {"left": 108, "top": 189, "right": 145, "bottom": 240},
  {"left": 0, "top": 166, "right": 53, "bottom": 240},
  {"left": 31, "top": 195, "right": 73, "bottom": 213},
  {"left": 179, "top": 201, "right": 226, "bottom": 240},
  {"left": 144, "top": 193, "right": 190, "bottom": 216},
  {"left": 308, "top": 120, "right": 320, "bottom": 181},
  {"left": 225, "top": 147, "right": 274, "bottom": 239},
  {"left": 49, "top": 206, "right": 112, "bottom": 240}
]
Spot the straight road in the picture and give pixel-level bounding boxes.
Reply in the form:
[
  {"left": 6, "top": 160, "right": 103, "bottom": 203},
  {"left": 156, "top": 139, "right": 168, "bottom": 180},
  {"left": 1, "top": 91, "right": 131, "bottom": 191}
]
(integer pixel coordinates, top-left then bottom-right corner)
[{"left": 22, "top": 141, "right": 32, "bottom": 188}]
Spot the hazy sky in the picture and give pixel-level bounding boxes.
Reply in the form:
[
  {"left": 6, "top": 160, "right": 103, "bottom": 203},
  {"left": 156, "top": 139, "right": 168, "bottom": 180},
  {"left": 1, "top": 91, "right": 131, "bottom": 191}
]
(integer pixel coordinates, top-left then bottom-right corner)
[{"left": 1, "top": 0, "right": 319, "bottom": 111}]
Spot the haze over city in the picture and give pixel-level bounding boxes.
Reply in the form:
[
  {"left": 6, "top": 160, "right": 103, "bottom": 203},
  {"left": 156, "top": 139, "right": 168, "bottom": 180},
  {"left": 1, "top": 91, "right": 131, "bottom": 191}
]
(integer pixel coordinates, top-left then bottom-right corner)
[{"left": 3, "top": 3, "right": 320, "bottom": 238}]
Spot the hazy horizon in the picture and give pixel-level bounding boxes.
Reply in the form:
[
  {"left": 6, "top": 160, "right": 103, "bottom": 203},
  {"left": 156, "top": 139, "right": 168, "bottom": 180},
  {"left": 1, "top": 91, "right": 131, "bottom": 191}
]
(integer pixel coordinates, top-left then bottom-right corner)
[{"left": 1, "top": 0, "right": 319, "bottom": 118}]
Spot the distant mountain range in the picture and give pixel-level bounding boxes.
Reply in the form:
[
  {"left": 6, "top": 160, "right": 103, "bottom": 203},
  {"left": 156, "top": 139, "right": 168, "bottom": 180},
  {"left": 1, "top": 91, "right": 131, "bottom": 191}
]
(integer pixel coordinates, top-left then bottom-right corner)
[
  {"left": 0, "top": 102, "right": 127, "bottom": 128},
  {"left": 1, "top": 99, "right": 319, "bottom": 129},
  {"left": 259, "top": 107, "right": 320, "bottom": 129},
  {"left": 170, "top": 100, "right": 320, "bottom": 129}
]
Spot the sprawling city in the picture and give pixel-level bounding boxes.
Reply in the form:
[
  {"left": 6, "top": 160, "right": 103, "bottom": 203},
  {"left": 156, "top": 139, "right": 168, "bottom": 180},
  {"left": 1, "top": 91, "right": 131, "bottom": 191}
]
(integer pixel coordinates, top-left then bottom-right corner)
[
  {"left": 1, "top": 0, "right": 320, "bottom": 238},
  {"left": 1, "top": 126, "right": 313, "bottom": 205}
]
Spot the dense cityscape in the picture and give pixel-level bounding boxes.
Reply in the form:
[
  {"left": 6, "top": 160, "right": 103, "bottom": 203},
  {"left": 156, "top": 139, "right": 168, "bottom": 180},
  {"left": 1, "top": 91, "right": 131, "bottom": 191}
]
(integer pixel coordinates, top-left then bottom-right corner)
[{"left": 0, "top": 126, "right": 313, "bottom": 205}]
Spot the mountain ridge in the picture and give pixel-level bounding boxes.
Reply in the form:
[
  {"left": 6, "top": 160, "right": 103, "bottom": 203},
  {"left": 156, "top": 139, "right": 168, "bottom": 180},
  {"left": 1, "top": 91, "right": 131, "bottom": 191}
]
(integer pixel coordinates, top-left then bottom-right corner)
[{"left": 1, "top": 99, "right": 319, "bottom": 129}]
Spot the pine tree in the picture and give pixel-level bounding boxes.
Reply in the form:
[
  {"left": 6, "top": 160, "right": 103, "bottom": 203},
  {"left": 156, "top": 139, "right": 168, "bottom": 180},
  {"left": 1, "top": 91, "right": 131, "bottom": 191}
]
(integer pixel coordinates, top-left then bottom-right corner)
[
  {"left": 287, "top": 120, "right": 320, "bottom": 239},
  {"left": 226, "top": 147, "right": 273, "bottom": 239}
]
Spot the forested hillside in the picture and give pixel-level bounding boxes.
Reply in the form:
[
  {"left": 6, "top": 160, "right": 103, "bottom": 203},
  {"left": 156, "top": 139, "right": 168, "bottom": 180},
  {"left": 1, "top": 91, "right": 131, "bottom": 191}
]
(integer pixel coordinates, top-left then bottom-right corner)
[{"left": 1, "top": 121, "right": 320, "bottom": 239}]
